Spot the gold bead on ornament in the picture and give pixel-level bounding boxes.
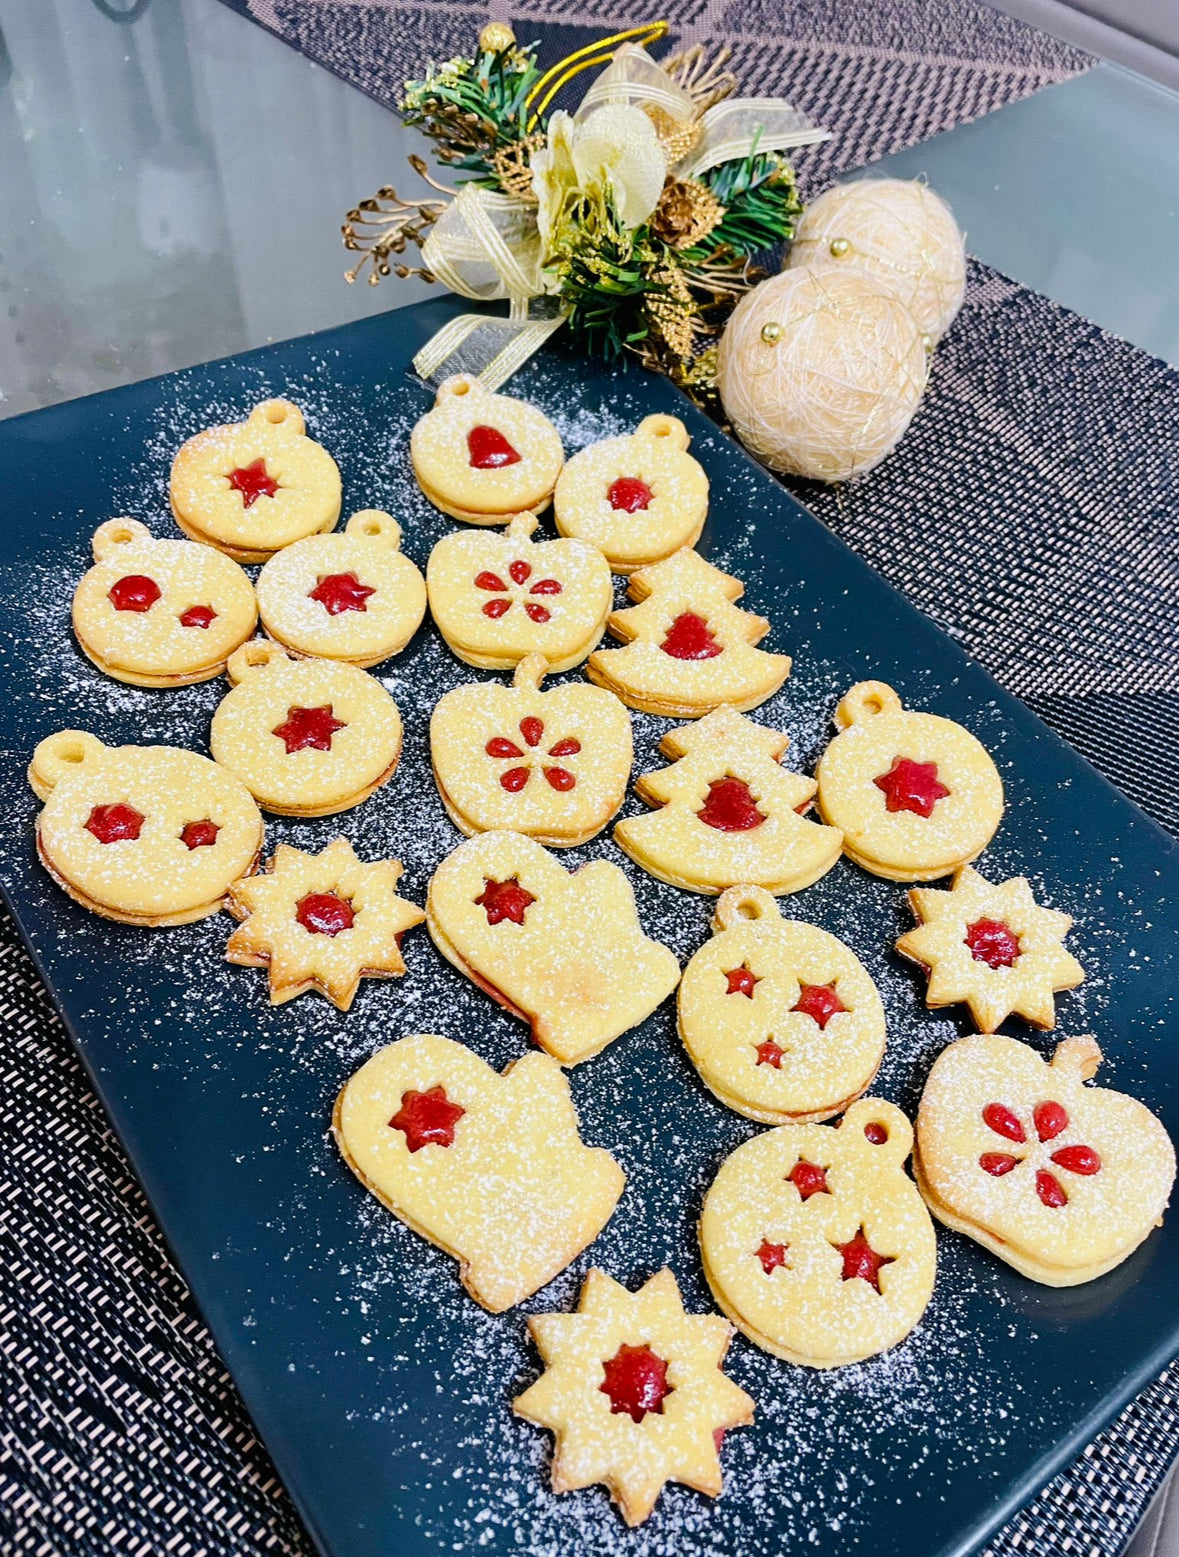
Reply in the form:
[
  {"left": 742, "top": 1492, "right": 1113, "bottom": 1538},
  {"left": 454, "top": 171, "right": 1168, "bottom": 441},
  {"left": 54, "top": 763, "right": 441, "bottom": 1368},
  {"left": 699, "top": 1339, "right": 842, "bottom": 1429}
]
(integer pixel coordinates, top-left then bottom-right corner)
[
  {"left": 829, "top": 237, "right": 851, "bottom": 257},
  {"left": 479, "top": 21, "right": 516, "bottom": 53},
  {"left": 761, "top": 321, "right": 783, "bottom": 344}
]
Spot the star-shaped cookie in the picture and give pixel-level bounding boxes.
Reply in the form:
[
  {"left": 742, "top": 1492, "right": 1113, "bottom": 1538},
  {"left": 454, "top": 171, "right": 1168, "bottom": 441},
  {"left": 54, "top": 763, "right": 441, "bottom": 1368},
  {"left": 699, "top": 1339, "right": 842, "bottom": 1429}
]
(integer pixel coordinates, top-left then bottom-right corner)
[
  {"left": 896, "top": 863, "right": 1084, "bottom": 1032},
  {"left": 514, "top": 1267, "right": 754, "bottom": 1526},
  {"left": 226, "top": 837, "right": 425, "bottom": 1009}
]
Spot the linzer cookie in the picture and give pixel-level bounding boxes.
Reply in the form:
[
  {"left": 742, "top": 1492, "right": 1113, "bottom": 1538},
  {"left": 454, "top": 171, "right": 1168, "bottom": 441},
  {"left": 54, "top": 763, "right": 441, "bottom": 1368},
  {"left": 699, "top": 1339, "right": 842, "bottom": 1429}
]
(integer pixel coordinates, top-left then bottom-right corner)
[
  {"left": 679, "top": 887, "right": 886, "bottom": 1124},
  {"left": 614, "top": 704, "right": 841, "bottom": 894},
  {"left": 514, "top": 1267, "right": 754, "bottom": 1526},
  {"left": 426, "top": 830, "right": 680, "bottom": 1066},
  {"left": 553, "top": 414, "right": 709, "bottom": 573},
  {"left": 410, "top": 374, "right": 564, "bottom": 524},
  {"left": 699, "top": 1100, "right": 937, "bottom": 1368},
  {"left": 226, "top": 837, "right": 424, "bottom": 1009},
  {"left": 896, "top": 863, "right": 1084, "bottom": 1031},
  {"left": 426, "top": 511, "right": 612, "bottom": 673},
  {"left": 586, "top": 548, "right": 791, "bottom": 716},
  {"left": 29, "top": 730, "right": 262, "bottom": 927},
  {"left": 255, "top": 509, "right": 426, "bottom": 667},
  {"left": 334, "top": 1034, "right": 624, "bottom": 1311},
  {"left": 430, "top": 653, "right": 632, "bottom": 847},
  {"left": 209, "top": 641, "right": 402, "bottom": 816},
  {"left": 170, "top": 399, "right": 341, "bottom": 563},
  {"left": 815, "top": 681, "right": 1004, "bottom": 881},
  {"left": 72, "top": 518, "right": 257, "bottom": 687},
  {"left": 915, "top": 1034, "right": 1175, "bottom": 1286}
]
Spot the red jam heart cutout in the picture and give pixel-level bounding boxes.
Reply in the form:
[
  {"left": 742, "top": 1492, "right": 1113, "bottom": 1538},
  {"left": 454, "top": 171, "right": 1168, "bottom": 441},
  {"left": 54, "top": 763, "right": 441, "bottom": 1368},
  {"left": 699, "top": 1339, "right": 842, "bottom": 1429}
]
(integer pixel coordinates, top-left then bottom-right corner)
[
  {"left": 966, "top": 919, "right": 1021, "bottom": 969},
  {"left": 389, "top": 1085, "right": 465, "bottom": 1152},
  {"left": 608, "top": 476, "right": 653, "bottom": 513},
  {"left": 228, "top": 458, "right": 279, "bottom": 508},
  {"left": 599, "top": 1344, "right": 672, "bottom": 1423},
  {"left": 873, "top": 757, "right": 951, "bottom": 818},
  {"left": 309, "top": 572, "right": 376, "bottom": 616},
  {"left": 296, "top": 892, "right": 355, "bottom": 936},
  {"left": 181, "top": 820, "right": 219, "bottom": 850},
  {"left": 108, "top": 575, "right": 161, "bottom": 613},
  {"left": 467, "top": 426, "right": 521, "bottom": 469},
  {"left": 272, "top": 705, "right": 347, "bottom": 754},
  {"left": 791, "top": 983, "right": 846, "bottom": 1029},
  {"left": 84, "top": 803, "right": 144, "bottom": 844},
  {"left": 661, "top": 611, "right": 723, "bottom": 660},
  {"left": 697, "top": 777, "right": 765, "bottom": 832}
]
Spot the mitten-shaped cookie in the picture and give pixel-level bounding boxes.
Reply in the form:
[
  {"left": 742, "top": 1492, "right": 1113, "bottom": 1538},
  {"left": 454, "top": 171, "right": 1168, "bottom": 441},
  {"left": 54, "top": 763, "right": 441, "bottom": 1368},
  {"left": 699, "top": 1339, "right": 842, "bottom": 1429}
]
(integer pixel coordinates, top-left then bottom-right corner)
[
  {"left": 29, "top": 730, "right": 262, "bottom": 927},
  {"left": 334, "top": 1034, "right": 624, "bottom": 1310},
  {"left": 700, "top": 1100, "right": 937, "bottom": 1367},
  {"left": 226, "top": 837, "right": 424, "bottom": 1009},
  {"left": 427, "top": 511, "right": 612, "bottom": 673},
  {"left": 170, "top": 399, "right": 341, "bottom": 562},
  {"left": 816, "top": 681, "right": 1004, "bottom": 881},
  {"left": 514, "top": 1268, "right": 754, "bottom": 1526},
  {"left": 915, "top": 1034, "right": 1175, "bottom": 1285},
  {"left": 615, "top": 704, "right": 841, "bottom": 894},
  {"left": 679, "top": 886, "right": 886, "bottom": 1123},
  {"left": 426, "top": 831, "right": 680, "bottom": 1065},
  {"left": 209, "top": 641, "right": 402, "bottom": 816},
  {"left": 410, "top": 374, "right": 564, "bottom": 523},
  {"left": 553, "top": 414, "right": 709, "bottom": 573},
  {"left": 587, "top": 548, "right": 791, "bottom": 716},
  {"left": 72, "top": 518, "right": 257, "bottom": 687},
  {"left": 255, "top": 509, "right": 426, "bottom": 667},
  {"left": 896, "top": 863, "right": 1084, "bottom": 1031},
  {"left": 430, "top": 653, "right": 632, "bottom": 847}
]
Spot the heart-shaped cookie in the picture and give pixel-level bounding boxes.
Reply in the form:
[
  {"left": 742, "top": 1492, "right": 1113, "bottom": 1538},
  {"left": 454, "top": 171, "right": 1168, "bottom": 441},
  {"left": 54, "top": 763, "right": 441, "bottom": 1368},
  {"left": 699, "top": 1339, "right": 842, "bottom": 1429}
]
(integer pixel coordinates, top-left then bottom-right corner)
[
  {"left": 426, "top": 511, "right": 613, "bottom": 673},
  {"left": 333, "top": 1033, "right": 624, "bottom": 1310},
  {"left": 915, "top": 1033, "right": 1176, "bottom": 1285},
  {"left": 426, "top": 831, "right": 681, "bottom": 1065}
]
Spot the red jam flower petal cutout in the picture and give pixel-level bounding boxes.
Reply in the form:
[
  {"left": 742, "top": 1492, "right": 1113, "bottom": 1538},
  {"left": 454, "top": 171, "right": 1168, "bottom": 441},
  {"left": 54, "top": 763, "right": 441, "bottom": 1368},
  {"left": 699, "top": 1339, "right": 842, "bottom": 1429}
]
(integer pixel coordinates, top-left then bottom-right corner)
[
  {"left": 599, "top": 1344, "right": 673, "bottom": 1424},
  {"left": 180, "top": 819, "right": 219, "bottom": 850},
  {"left": 486, "top": 737, "right": 524, "bottom": 759},
  {"left": 966, "top": 918, "right": 1022, "bottom": 969},
  {"left": 483, "top": 598, "right": 512, "bottom": 618},
  {"left": 864, "top": 1122, "right": 889, "bottom": 1145},
  {"left": 500, "top": 767, "right": 530, "bottom": 793},
  {"left": 979, "top": 1152, "right": 1020, "bottom": 1176},
  {"left": 309, "top": 572, "right": 376, "bottom": 616},
  {"left": 789, "top": 1160, "right": 829, "bottom": 1200},
  {"left": 228, "top": 458, "right": 279, "bottom": 508},
  {"left": 835, "top": 1229, "right": 895, "bottom": 1292},
  {"left": 296, "top": 892, "right": 355, "bottom": 936},
  {"left": 697, "top": 777, "right": 765, "bottom": 832},
  {"left": 179, "top": 604, "right": 217, "bottom": 629},
  {"left": 524, "top": 602, "right": 551, "bottom": 623},
  {"left": 519, "top": 717, "right": 544, "bottom": 748},
  {"left": 872, "top": 757, "right": 951, "bottom": 818},
  {"left": 1036, "top": 1169, "right": 1068, "bottom": 1208},
  {"left": 608, "top": 476, "right": 653, "bottom": 512},
  {"left": 1051, "top": 1144, "right": 1102, "bottom": 1176},
  {"left": 474, "top": 876, "right": 535, "bottom": 926},
  {"left": 547, "top": 737, "right": 581, "bottom": 758},
  {"left": 661, "top": 611, "right": 723, "bottom": 660},
  {"left": 467, "top": 425, "right": 521, "bottom": 469},
  {"left": 1033, "top": 1100, "right": 1069, "bottom": 1142},
  {"left": 272, "top": 704, "right": 347, "bottom": 754},
  {"left": 755, "top": 1240, "right": 789, "bottom": 1275},
  {"left": 84, "top": 803, "right": 144, "bottom": 844},
  {"left": 475, "top": 571, "right": 508, "bottom": 592},
  {"left": 755, "top": 1040, "right": 784, "bottom": 1068},
  {"left": 509, "top": 559, "right": 532, "bottom": 585},
  {"left": 544, "top": 767, "right": 576, "bottom": 791},
  {"left": 529, "top": 578, "right": 563, "bottom": 596},
  {"left": 791, "top": 982, "right": 846, "bottom": 1030},
  {"left": 389, "top": 1085, "right": 465, "bottom": 1152},
  {"left": 726, "top": 964, "right": 760, "bottom": 998},
  {"left": 982, "top": 1102, "right": 1026, "bottom": 1144},
  {"left": 108, "top": 574, "right": 161, "bottom": 613}
]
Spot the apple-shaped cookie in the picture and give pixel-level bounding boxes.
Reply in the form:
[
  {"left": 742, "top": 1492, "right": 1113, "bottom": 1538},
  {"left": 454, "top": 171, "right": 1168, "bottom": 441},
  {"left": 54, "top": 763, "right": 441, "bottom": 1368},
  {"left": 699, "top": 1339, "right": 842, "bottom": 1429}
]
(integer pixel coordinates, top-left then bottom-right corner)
[
  {"left": 430, "top": 652, "right": 632, "bottom": 847},
  {"left": 915, "top": 1033, "right": 1176, "bottom": 1286},
  {"left": 334, "top": 1034, "right": 624, "bottom": 1310}
]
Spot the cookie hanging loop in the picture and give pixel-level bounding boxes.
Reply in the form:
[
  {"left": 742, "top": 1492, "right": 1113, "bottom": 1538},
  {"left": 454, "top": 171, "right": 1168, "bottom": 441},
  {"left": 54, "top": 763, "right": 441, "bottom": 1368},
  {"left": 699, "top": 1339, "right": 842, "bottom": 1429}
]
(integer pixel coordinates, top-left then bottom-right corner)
[
  {"left": 834, "top": 680, "right": 904, "bottom": 730},
  {"left": 713, "top": 884, "right": 781, "bottom": 933},
  {"left": 1052, "top": 1034, "right": 1102, "bottom": 1081},
  {"left": 92, "top": 517, "right": 152, "bottom": 561},
  {"left": 512, "top": 653, "right": 550, "bottom": 691},
  {"left": 505, "top": 511, "right": 540, "bottom": 541},
  {"left": 345, "top": 509, "right": 402, "bottom": 549},
  {"left": 29, "top": 730, "right": 106, "bottom": 801},
  {"left": 636, "top": 413, "right": 691, "bottom": 453},
  {"left": 226, "top": 639, "right": 291, "bottom": 684},
  {"left": 247, "top": 399, "right": 305, "bottom": 437},
  {"left": 435, "top": 373, "right": 484, "bottom": 405},
  {"left": 840, "top": 1097, "right": 912, "bottom": 1163}
]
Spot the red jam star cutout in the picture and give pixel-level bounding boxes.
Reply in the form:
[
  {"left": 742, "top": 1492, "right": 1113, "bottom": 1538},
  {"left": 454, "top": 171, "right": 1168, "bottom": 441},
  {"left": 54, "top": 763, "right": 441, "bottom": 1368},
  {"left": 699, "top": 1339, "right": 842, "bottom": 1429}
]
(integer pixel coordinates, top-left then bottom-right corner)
[
  {"left": 696, "top": 777, "right": 765, "bottom": 832},
  {"left": 309, "top": 572, "right": 376, "bottom": 616},
  {"left": 789, "top": 1160, "right": 830, "bottom": 1200},
  {"left": 468, "top": 425, "right": 521, "bottom": 469},
  {"left": 755, "top": 1240, "right": 789, "bottom": 1274},
  {"left": 228, "top": 458, "right": 279, "bottom": 508},
  {"left": 835, "top": 1229, "right": 894, "bottom": 1292},
  {"left": 475, "top": 876, "right": 535, "bottom": 926},
  {"left": 475, "top": 567, "right": 563, "bottom": 621},
  {"left": 966, "top": 918, "right": 1021, "bottom": 969},
  {"left": 389, "top": 1085, "right": 466, "bottom": 1152},
  {"left": 271, "top": 704, "right": 347, "bottom": 754},
  {"left": 873, "top": 757, "right": 951, "bottom": 818},
  {"left": 725, "top": 964, "right": 760, "bottom": 998},
  {"left": 108, "top": 574, "right": 161, "bottom": 613},
  {"left": 484, "top": 721, "right": 581, "bottom": 793},
  {"left": 599, "top": 1344, "right": 673, "bottom": 1424},
  {"left": 661, "top": 611, "right": 723, "bottom": 660},
  {"left": 181, "top": 819, "right": 219, "bottom": 850},
  {"left": 791, "top": 982, "right": 847, "bottom": 1030},
  {"left": 755, "top": 1039, "right": 784, "bottom": 1068},
  {"left": 296, "top": 892, "right": 355, "bottom": 936},
  {"left": 608, "top": 476, "right": 653, "bottom": 513},
  {"left": 179, "top": 604, "right": 217, "bottom": 629},
  {"left": 85, "top": 802, "right": 145, "bottom": 843}
]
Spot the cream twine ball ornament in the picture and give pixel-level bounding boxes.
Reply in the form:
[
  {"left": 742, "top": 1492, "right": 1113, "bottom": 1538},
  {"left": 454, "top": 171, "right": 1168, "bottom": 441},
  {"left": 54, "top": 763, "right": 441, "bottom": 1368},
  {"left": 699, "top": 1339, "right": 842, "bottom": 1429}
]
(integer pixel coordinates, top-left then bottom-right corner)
[
  {"left": 785, "top": 178, "right": 966, "bottom": 344},
  {"left": 716, "top": 268, "right": 928, "bottom": 483}
]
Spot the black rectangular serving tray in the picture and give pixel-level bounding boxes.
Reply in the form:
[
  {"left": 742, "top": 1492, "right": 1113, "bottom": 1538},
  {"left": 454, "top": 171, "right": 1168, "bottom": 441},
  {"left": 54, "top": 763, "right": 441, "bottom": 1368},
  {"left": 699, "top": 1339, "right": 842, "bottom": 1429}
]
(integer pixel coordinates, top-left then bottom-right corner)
[{"left": 1, "top": 296, "right": 1176, "bottom": 1557}]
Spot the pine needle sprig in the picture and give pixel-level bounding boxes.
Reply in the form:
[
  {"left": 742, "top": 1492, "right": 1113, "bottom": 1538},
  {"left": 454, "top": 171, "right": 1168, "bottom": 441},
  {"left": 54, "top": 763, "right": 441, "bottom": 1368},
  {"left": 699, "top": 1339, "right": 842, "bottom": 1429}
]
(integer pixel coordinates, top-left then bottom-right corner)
[
  {"left": 689, "top": 152, "right": 803, "bottom": 259},
  {"left": 400, "top": 43, "right": 542, "bottom": 187}
]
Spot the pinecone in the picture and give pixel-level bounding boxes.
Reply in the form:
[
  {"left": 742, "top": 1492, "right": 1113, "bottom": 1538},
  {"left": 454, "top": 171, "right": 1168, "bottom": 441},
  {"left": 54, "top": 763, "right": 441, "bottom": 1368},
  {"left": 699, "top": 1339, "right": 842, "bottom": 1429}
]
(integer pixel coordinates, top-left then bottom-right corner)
[{"left": 651, "top": 177, "right": 725, "bottom": 251}]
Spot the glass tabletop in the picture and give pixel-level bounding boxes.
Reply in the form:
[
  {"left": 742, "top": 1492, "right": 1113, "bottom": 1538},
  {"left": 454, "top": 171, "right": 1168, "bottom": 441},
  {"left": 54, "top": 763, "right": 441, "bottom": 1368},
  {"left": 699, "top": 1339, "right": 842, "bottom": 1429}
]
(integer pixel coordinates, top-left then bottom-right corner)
[{"left": 1, "top": 0, "right": 1177, "bottom": 424}]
